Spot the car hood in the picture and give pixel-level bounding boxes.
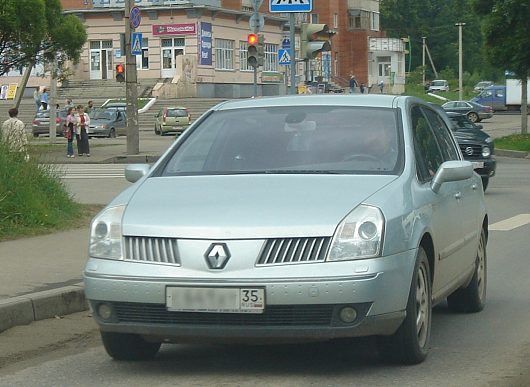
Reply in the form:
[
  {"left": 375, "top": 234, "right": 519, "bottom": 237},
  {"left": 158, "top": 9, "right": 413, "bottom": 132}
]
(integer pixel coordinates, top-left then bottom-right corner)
[
  {"left": 89, "top": 118, "right": 111, "bottom": 126},
  {"left": 453, "top": 128, "right": 490, "bottom": 143},
  {"left": 121, "top": 174, "right": 397, "bottom": 239}
]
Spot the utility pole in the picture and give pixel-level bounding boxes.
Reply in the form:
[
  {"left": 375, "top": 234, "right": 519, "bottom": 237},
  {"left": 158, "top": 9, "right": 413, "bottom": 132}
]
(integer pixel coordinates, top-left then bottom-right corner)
[
  {"left": 422, "top": 37, "right": 426, "bottom": 86},
  {"left": 49, "top": 57, "right": 58, "bottom": 143},
  {"left": 125, "top": 0, "right": 139, "bottom": 155},
  {"left": 455, "top": 22, "right": 466, "bottom": 101},
  {"left": 289, "top": 13, "right": 296, "bottom": 95}
]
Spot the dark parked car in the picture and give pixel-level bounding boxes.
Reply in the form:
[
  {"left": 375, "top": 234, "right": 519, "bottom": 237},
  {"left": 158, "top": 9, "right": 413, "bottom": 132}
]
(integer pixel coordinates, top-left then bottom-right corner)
[
  {"left": 31, "top": 109, "right": 67, "bottom": 137},
  {"left": 441, "top": 100, "right": 493, "bottom": 123},
  {"left": 445, "top": 112, "right": 496, "bottom": 191},
  {"left": 88, "top": 108, "right": 127, "bottom": 138}
]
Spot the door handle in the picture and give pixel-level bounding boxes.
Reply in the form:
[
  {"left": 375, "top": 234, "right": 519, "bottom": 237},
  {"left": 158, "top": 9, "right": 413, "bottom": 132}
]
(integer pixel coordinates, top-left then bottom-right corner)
[
  {"left": 472, "top": 184, "right": 478, "bottom": 191},
  {"left": 454, "top": 192, "right": 462, "bottom": 200}
]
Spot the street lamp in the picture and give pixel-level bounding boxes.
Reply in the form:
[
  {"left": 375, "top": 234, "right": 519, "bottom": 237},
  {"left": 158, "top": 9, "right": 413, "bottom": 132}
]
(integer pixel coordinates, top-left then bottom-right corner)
[{"left": 455, "top": 22, "right": 466, "bottom": 100}]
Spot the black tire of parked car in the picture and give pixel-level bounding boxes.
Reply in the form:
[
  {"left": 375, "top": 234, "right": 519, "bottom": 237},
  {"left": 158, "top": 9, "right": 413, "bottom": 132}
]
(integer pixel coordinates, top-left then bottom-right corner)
[
  {"left": 100, "top": 331, "right": 161, "bottom": 361},
  {"left": 377, "top": 246, "right": 432, "bottom": 364},
  {"left": 447, "top": 227, "right": 487, "bottom": 313},
  {"left": 154, "top": 124, "right": 160, "bottom": 135},
  {"left": 108, "top": 128, "right": 116, "bottom": 138},
  {"left": 467, "top": 112, "right": 479, "bottom": 123}
]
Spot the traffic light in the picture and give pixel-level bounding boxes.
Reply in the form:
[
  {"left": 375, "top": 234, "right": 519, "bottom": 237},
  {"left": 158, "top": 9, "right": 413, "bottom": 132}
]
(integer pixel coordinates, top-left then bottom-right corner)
[
  {"left": 301, "top": 23, "right": 333, "bottom": 60},
  {"left": 115, "top": 63, "right": 125, "bottom": 82},
  {"left": 257, "top": 34, "right": 265, "bottom": 67},
  {"left": 247, "top": 33, "right": 259, "bottom": 68}
]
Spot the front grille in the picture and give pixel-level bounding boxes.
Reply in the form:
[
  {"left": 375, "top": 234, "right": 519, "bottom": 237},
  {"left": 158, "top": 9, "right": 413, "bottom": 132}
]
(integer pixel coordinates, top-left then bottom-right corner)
[
  {"left": 459, "top": 144, "right": 482, "bottom": 159},
  {"left": 113, "top": 302, "right": 334, "bottom": 326},
  {"left": 123, "top": 236, "right": 180, "bottom": 265},
  {"left": 257, "top": 237, "right": 331, "bottom": 266}
]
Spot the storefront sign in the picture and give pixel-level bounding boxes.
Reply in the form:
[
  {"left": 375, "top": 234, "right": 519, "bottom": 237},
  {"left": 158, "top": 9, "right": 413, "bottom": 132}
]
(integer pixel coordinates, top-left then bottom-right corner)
[
  {"left": 261, "top": 72, "right": 283, "bottom": 83},
  {"left": 152, "top": 23, "right": 196, "bottom": 36},
  {"left": 198, "top": 22, "right": 212, "bottom": 66}
]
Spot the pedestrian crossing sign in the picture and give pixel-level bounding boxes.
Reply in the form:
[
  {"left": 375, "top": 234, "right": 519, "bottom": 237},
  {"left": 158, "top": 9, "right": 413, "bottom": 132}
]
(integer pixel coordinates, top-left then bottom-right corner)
[
  {"left": 278, "top": 49, "right": 291, "bottom": 65},
  {"left": 131, "top": 32, "right": 142, "bottom": 55}
]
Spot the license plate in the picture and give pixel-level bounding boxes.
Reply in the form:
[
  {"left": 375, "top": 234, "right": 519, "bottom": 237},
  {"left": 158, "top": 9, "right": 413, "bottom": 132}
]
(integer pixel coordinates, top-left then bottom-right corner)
[
  {"left": 472, "top": 161, "right": 484, "bottom": 169},
  {"left": 166, "top": 287, "right": 265, "bottom": 313}
]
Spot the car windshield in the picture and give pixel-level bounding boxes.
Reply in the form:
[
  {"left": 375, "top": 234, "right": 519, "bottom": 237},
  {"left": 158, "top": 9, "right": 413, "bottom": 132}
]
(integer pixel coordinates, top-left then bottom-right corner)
[
  {"left": 450, "top": 116, "right": 475, "bottom": 130},
  {"left": 93, "top": 110, "right": 115, "bottom": 120},
  {"left": 160, "top": 106, "right": 403, "bottom": 176},
  {"left": 431, "top": 81, "right": 446, "bottom": 86}
]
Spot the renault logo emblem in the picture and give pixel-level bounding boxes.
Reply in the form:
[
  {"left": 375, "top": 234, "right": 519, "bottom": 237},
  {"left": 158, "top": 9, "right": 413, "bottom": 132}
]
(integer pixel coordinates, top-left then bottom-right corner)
[
  {"left": 205, "top": 243, "right": 231, "bottom": 269},
  {"left": 465, "top": 146, "right": 474, "bottom": 156}
]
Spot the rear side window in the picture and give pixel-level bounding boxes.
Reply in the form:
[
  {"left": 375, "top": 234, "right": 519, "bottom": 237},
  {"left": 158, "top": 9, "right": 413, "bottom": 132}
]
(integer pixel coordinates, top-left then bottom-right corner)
[
  {"left": 422, "top": 108, "right": 460, "bottom": 161},
  {"left": 411, "top": 106, "right": 444, "bottom": 181}
]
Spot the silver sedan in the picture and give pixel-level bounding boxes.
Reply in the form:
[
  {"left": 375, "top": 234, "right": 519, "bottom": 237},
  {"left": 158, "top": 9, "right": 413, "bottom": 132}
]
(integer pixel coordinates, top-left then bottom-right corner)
[{"left": 84, "top": 95, "right": 488, "bottom": 365}]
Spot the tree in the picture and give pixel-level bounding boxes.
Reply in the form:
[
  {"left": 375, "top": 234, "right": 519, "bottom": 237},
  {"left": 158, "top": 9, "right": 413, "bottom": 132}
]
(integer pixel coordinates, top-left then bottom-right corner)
[
  {"left": 0, "top": 0, "right": 86, "bottom": 76},
  {"left": 473, "top": 0, "right": 530, "bottom": 134}
]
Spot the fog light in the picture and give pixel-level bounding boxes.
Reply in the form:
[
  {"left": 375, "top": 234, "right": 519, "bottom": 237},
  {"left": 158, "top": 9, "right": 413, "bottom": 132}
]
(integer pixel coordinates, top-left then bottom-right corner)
[
  {"left": 339, "top": 306, "right": 357, "bottom": 323},
  {"left": 97, "top": 303, "right": 113, "bottom": 320}
]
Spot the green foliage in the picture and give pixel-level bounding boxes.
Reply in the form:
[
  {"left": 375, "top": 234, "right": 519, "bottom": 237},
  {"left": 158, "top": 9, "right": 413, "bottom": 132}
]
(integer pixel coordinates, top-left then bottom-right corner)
[
  {"left": 0, "top": 141, "right": 83, "bottom": 239},
  {"left": 494, "top": 134, "right": 530, "bottom": 152},
  {"left": 0, "top": 0, "right": 87, "bottom": 76}
]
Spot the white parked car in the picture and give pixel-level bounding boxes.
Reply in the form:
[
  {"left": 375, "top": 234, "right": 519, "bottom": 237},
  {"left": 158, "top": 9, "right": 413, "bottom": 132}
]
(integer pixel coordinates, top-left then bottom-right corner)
[{"left": 428, "top": 80, "right": 449, "bottom": 92}]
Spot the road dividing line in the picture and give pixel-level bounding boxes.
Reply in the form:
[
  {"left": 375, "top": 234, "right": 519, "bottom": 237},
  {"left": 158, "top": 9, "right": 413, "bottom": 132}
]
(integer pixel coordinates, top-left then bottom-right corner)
[{"left": 489, "top": 214, "right": 530, "bottom": 231}]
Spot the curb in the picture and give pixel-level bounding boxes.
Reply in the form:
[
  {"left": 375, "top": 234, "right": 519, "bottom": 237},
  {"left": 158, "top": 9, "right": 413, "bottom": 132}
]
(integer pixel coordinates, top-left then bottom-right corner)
[
  {"left": 0, "top": 284, "right": 88, "bottom": 333},
  {"left": 496, "top": 149, "right": 529, "bottom": 159}
]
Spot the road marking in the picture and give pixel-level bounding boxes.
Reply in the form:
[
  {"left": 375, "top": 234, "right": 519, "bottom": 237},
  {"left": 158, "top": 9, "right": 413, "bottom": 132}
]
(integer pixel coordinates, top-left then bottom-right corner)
[
  {"left": 54, "top": 164, "right": 126, "bottom": 179},
  {"left": 489, "top": 214, "right": 530, "bottom": 231}
]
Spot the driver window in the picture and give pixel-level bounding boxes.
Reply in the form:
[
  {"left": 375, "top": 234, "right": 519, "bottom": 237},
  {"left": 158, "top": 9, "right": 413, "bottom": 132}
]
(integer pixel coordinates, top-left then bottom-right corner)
[{"left": 411, "top": 106, "right": 444, "bottom": 182}]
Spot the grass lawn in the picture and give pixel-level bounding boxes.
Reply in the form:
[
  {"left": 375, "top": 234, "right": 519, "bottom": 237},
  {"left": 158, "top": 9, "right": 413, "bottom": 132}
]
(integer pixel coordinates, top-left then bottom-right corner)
[{"left": 494, "top": 134, "right": 530, "bottom": 152}]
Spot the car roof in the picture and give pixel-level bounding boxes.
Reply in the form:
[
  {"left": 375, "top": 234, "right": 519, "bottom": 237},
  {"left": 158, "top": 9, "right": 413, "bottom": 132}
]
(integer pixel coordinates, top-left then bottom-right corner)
[
  {"left": 211, "top": 94, "right": 405, "bottom": 111},
  {"left": 163, "top": 106, "right": 188, "bottom": 110}
]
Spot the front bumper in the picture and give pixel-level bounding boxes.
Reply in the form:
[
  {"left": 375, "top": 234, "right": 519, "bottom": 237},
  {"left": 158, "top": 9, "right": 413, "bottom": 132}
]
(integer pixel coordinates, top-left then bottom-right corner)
[
  {"left": 160, "top": 124, "right": 189, "bottom": 134},
  {"left": 88, "top": 127, "right": 109, "bottom": 137},
  {"left": 84, "top": 249, "right": 417, "bottom": 342},
  {"left": 472, "top": 157, "right": 496, "bottom": 178}
]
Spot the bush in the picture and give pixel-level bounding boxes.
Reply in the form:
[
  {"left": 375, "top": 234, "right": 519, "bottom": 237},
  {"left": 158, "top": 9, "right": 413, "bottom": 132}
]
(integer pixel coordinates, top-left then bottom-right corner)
[{"left": 0, "top": 141, "right": 83, "bottom": 239}]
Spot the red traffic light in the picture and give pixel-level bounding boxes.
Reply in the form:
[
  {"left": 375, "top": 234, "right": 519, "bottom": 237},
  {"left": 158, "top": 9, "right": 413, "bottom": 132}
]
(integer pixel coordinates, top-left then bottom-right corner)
[
  {"left": 247, "top": 33, "right": 258, "bottom": 45},
  {"left": 116, "top": 63, "right": 125, "bottom": 74}
]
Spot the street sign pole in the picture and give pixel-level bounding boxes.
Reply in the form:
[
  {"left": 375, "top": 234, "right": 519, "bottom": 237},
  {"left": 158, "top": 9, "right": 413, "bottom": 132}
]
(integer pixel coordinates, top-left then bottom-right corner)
[
  {"left": 125, "top": 0, "right": 139, "bottom": 155},
  {"left": 289, "top": 13, "right": 296, "bottom": 95}
]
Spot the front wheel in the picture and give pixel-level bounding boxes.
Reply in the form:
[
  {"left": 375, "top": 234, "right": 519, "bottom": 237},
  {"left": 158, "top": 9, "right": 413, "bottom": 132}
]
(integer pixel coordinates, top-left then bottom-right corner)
[
  {"left": 377, "top": 247, "right": 432, "bottom": 364},
  {"left": 100, "top": 332, "right": 161, "bottom": 361},
  {"left": 154, "top": 124, "right": 160, "bottom": 135},
  {"left": 108, "top": 128, "right": 116, "bottom": 138},
  {"left": 447, "top": 228, "right": 487, "bottom": 313}
]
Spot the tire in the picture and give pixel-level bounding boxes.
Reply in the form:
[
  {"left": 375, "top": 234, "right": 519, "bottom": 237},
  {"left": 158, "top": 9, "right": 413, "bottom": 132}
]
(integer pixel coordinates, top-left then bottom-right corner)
[
  {"left": 33, "top": 133, "right": 39, "bottom": 138},
  {"left": 481, "top": 177, "right": 489, "bottom": 192},
  {"left": 447, "top": 228, "right": 487, "bottom": 313},
  {"left": 108, "top": 128, "right": 116, "bottom": 138},
  {"left": 100, "top": 332, "right": 161, "bottom": 361},
  {"left": 377, "top": 247, "right": 432, "bottom": 364},
  {"left": 467, "top": 112, "right": 479, "bottom": 122},
  {"left": 154, "top": 124, "right": 160, "bottom": 135}
]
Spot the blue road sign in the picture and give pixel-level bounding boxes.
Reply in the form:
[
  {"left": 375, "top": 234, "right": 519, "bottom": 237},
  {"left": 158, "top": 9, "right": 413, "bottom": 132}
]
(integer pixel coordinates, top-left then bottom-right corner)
[
  {"left": 270, "top": 0, "right": 312, "bottom": 13},
  {"left": 131, "top": 32, "right": 143, "bottom": 55},
  {"left": 278, "top": 49, "right": 291, "bottom": 65},
  {"left": 282, "top": 38, "right": 290, "bottom": 49},
  {"left": 130, "top": 6, "right": 142, "bottom": 29}
]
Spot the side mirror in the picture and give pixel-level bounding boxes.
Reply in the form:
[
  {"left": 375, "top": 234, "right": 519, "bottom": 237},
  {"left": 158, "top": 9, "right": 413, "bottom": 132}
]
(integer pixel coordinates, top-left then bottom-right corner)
[
  {"left": 125, "top": 164, "right": 151, "bottom": 183},
  {"left": 431, "top": 160, "right": 473, "bottom": 193}
]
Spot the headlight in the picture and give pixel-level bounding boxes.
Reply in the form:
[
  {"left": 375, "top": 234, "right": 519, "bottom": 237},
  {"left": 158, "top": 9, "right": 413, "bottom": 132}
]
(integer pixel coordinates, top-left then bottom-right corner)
[
  {"left": 96, "top": 125, "right": 108, "bottom": 129},
  {"left": 327, "top": 205, "right": 384, "bottom": 261},
  {"left": 89, "top": 205, "right": 125, "bottom": 260},
  {"left": 482, "top": 146, "right": 491, "bottom": 157},
  {"left": 484, "top": 137, "right": 493, "bottom": 143}
]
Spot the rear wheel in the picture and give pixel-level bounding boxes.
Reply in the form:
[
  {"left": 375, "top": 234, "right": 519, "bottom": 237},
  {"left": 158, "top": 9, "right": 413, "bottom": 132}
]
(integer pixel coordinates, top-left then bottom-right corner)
[
  {"left": 100, "top": 332, "right": 161, "bottom": 361},
  {"left": 154, "top": 124, "right": 160, "bottom": 135},
  {"left": 377, "top": 247, "right": 431, "bottom": 364},
  {"left": 467, "top": 112, "right": 479, "bottom": 122},
  {"left": 447, "top": 228, "right": 487, "bottom": 313}
]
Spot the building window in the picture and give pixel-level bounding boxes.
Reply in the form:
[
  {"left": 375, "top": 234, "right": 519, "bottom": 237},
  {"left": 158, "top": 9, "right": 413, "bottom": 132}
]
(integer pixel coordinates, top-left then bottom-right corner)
[
  {"left": 333, "top": 14, "right": 339, "bottom": 29},
  {"left": 137, "top": 38, "right": 149, "bottom": 70},
  {"left": 215, "top": 39, "right": 234, "bottom": 70},
  {"left": 378, "top": 56, "right": 391, "bottom": 76},
  {"left": 239, "top": 41, "right": 251, "bottom": 71},
  {"left": 264, "top": 43, "right": 278, "bottom": 72},
  {"left": 311, "top": 14, "right": 319, "bottom": 24},
  {"left": 371, "top": 12, "right": 380, "bottom": 31},
  {"left": 348, "top": 9, "right": 370, "bottom": 30}
]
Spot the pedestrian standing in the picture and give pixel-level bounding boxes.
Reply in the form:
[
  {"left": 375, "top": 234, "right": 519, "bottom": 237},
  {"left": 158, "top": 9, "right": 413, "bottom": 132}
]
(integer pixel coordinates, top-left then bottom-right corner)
[
  {"left": 360, "top": 83, "right": 365, "bottom": 94},
  {"left": 64, "top": 107, "right": 76, "bottom": 158},
  {"left": 85, "top": 100, "right": 94, "bottom": 115},
  {"left": 349, "top": 75, "right": 358, "bottom": 94},
  {"left": 40, "top": 88, "right": 49, "bottom": 110},
  {"left": 378, "top": 80, "right": 384, "bottom": 93},
  {"left": 75, "top": 105, "right": 91, "bottom": 157},
  {"left": 1, "top": 108, "right": 28, "bottom": 159},
  {"left": 33, "top": 88, "right": 41, "bottom": 112},
  {"left": 65, "top": 99, "right": 74, "bottom": 109}
]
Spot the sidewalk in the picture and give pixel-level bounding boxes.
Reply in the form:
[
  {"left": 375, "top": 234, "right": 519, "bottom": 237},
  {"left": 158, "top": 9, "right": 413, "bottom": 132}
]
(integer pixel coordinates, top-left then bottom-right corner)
[{"left": 1, "top": 136, "right": 170, "bottom": 333}]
